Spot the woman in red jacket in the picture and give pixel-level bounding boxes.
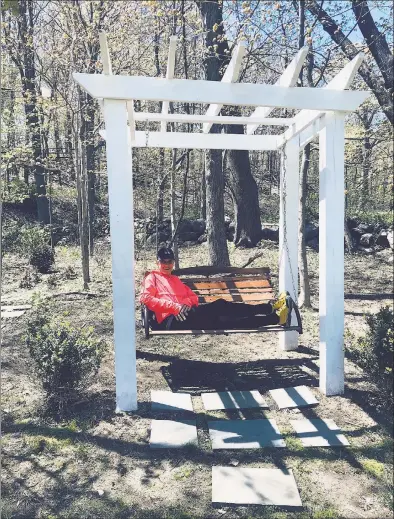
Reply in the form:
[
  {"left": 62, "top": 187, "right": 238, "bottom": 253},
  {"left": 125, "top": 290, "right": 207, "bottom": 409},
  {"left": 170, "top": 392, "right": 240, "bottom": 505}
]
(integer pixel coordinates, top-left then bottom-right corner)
[{"left": 140, "top": 247, "right": 289, "bottom": 331}]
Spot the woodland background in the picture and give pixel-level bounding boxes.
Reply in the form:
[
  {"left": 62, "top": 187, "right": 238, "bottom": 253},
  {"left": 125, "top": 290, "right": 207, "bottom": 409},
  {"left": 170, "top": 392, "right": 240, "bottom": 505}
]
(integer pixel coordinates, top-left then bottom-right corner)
[{"left": 1, "top": 0, "right": 393, "bottom": 301}]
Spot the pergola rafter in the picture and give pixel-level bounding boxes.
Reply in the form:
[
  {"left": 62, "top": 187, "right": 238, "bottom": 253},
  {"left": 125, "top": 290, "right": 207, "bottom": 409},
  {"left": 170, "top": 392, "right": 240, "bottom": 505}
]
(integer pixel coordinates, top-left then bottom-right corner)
[
  {"left": 246, "top": 45, "right": 309, "bottom": 135},
  {"left": 74, "top": 34, "right": 369, "bottom": 411}
]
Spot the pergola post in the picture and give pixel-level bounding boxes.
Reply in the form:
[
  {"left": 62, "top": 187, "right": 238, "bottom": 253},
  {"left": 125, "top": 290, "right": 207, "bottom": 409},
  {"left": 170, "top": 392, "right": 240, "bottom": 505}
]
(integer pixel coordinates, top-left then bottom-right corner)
[
  {"left": 102, "top": 99, "right": 137, "bottom": 411},
  {"left": 279, "top": 138, "right": 299, "bottom": 351},
  {"left": 319, "top": 112, "right": 345, "bottom": 395}
]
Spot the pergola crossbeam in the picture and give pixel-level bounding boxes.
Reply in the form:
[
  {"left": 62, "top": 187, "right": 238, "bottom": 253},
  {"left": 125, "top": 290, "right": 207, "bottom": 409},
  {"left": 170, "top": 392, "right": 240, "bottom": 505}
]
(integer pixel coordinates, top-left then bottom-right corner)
[
  {"left": 134, "top": 112, "right": 293, "bottom": 126},
  {"left": 99, "top": 129, "right": 279, "bottom": 151},
  {"left": 247, "top": 46, "right": 309, "bottom": 135},
  {"left": 203, "top": 41, "right": 247, "bottom": 134},
  {"left": 73, "top": 73, "right": 369, "bottom": 112}
]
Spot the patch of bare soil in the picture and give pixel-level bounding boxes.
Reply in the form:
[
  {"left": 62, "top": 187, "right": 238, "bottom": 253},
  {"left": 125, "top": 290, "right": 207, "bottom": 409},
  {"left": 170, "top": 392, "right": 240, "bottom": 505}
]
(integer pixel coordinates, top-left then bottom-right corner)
[{"left": 1, "top": 243, "right": 393, "bottom": 519}]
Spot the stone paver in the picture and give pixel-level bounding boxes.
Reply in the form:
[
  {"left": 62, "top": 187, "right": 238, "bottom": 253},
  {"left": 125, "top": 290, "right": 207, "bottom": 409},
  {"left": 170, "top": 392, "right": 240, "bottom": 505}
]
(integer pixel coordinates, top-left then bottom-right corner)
[
  {"left": 150, "top": 419, "right": 198, "bottom": 449},
  {"left": 269, "top": 385, "right": 318, "bottom": 409},
  {"left": 212, "top": 467, "right": 302, "bottom": 506},
  {"left": 201, "top": 390, "right": 269, "bottom": 411},
  {"left": 208, "top": 419, "right": 286, "bottom": 449},
  {"left": 151, "top": 390, "right": 193, "bottom": 412},
  {"left": 1, "top": 310, "right": 27, "bottom": 319},
  {"left": 290, "top": 418, "right": 350, "bottom": 447}
]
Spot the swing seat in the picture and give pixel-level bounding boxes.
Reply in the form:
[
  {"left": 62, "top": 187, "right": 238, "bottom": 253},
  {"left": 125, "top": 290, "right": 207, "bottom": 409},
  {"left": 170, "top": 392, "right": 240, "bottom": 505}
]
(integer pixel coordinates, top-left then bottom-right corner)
[{"left": 141, "top": 267, "right": 303, "bottom": 338}]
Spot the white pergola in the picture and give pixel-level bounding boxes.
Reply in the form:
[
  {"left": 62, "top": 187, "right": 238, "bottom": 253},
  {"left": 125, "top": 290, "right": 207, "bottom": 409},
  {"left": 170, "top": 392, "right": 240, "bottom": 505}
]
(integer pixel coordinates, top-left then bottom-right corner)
[{"left": 73, "top": 34, "right": 369, "bottom": 412}]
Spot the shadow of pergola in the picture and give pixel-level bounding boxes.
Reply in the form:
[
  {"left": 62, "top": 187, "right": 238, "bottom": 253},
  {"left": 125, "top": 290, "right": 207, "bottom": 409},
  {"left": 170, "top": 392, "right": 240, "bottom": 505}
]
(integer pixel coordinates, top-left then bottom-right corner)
[{"left": 161, "top": 357, "right": 319, "bottom": 395}]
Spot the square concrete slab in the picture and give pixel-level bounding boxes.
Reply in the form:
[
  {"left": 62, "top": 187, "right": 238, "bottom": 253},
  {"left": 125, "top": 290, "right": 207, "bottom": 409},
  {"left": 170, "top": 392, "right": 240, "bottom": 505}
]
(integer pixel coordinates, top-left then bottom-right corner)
[
  {"left": 151, "top": 390, "right": 193, "bottom": 412},
  {"left": 269, "top": 385, "right": 318, "bottom": 409},
  {"left": 150, "top": 419, "right": 198, "bottom": 449},
  {"left": 212, "top": 467, "right": 302, "bottom": 506},
  {"left": 208, "top": 419, "right": 286, "bottom": 449},
  {"left": 1, "top": 310, "right": 26, "bottom": 319},
  {"left": 201, "top": 390, "right": 269, "bottom": 411},
  {"left": 290, "top": 418, "right": 350, "bottom": 447}
]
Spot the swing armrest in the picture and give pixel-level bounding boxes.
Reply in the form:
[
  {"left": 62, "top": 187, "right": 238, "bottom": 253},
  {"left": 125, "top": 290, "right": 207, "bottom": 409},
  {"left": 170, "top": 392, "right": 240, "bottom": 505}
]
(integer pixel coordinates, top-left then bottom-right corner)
[
  {"left": 291, "top": 298, "right": 303, "bottom": 334},
  {"left": 141, "top": 305, "right": 151, "bottom": 339}
]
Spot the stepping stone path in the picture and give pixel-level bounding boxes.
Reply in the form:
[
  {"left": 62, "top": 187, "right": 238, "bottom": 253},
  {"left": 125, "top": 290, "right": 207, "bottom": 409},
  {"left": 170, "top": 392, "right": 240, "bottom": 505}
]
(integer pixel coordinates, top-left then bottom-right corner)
[
  {"left": 269, "top": 385, "right": 318, "bottom": 409},
  {"left": 151, "top": 390, "right": 193, "bottom": 412},
  {"left": 148, "top": 385, "right": 346, "bottom": 508},
  {"left": 201, "top": 390, "right": 269, "bottom": 411},
  {"left": 150, "top": 419, "right": 198, "bottom": 449},
  {"left": 208, "top": 419, "right": 286, "bottom": 449},
  {"left": 1, "top": 305, "right": 31, "bottom": 320},
  {"left": 290, "top": 418, "right": 349, "bottom": 447},
  {"left": 212, "top": 467, "right": 302, "bottom": 506}
]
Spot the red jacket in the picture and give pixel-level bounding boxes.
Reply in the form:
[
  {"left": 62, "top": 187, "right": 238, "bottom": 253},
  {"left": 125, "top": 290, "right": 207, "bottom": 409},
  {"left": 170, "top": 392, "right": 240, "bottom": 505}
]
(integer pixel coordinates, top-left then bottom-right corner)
[{"left": 140, "top": 271, "right": 199, "bottom": 324}]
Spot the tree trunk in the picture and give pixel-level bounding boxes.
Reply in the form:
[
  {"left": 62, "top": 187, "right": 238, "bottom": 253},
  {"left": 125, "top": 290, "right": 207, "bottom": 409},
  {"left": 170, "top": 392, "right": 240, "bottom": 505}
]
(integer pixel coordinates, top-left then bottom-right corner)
[
  {"left": 224, "top": 109, "right": 262, "bottom": 247},
  {"left": 19, "top": 0, "right": 50, "bottom": 223},
  {"left": 297, "top": 0, "right": 312, "bottom": 308},
  {"left": 196, "top": 0, "right": 230, "bottom": 265},
  {"left": 65, "top": 109, "right": 75, "bottom": 180},
  {"left": 200, "top": 158, "right": 206, "bottom": 220},
  {"left": 362, "top": 133, "right": 372, "bottom": 207},
  {"left": 82, "top": 93, "right": 96, "bottom": 256},
  {"left": 170, "top": 149, "right": 179, "bottom": 270},
  {"left": 205, "top": 128, "right": 230, "bottom": 266},
  {"left": 298, "top": 143, "right": 312, "bottom": 308},
  {"left": 75, "top": 101, "right": 90, "bottom": 289},
  {"left": 351, "top": 0, "right": 394, "bottom": 94},
  {"left": 157, "top": 148, "right": 165, "bottom": 223},
  {"left": 306, "top": 0, "right": 393, "bottom": 124}
]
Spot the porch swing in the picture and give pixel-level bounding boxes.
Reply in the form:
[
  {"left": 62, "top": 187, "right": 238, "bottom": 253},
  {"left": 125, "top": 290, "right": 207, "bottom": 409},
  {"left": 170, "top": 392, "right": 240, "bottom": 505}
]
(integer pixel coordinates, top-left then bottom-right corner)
[{"left": 140, "top": 140, "right": 303, "bottom": 339}]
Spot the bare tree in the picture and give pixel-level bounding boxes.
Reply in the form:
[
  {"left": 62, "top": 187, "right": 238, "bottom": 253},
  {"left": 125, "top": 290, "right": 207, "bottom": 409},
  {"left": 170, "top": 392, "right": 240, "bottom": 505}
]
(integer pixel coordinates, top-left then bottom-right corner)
[
  {"left": 3, "top": 0, "right": 50, "bottom": 223},
  {"left": 196, "top": 0, "right": 230, "bottom": 266},
  {"left": 306, "top": 0, "right": 393, "bottom": 124},
  {"left": 297, "top": 0, "right": 312, "bottom": 308}
]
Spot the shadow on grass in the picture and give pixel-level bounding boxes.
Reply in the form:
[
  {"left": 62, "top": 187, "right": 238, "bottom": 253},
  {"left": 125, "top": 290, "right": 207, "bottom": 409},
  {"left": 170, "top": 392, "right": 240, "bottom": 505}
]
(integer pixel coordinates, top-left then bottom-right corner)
[{"left": 161, "top": 357, "right": 319, "bottom": 395}]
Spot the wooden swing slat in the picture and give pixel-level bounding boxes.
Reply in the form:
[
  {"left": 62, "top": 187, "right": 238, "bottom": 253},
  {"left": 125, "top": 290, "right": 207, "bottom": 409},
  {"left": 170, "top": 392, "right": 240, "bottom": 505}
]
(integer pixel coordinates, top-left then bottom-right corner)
[
  {"left": 193, "top": 287, "right": 273, "bottom": 295},
  {"left": 187, "top": 279, "right": 272, "bottom": 290},
  {"left": 199, "top": 294, "right": 272, "bottom": 303}
]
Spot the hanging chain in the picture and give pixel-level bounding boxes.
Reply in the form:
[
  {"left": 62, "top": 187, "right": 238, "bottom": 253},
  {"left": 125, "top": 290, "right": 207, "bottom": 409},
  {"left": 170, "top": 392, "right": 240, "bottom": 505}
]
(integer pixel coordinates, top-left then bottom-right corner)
[
  {"left": 280, "top": 144, "right": 298, "bottom": 304},
  {"left": 145, "top": 119, "right": 149, "bottom": 148}
]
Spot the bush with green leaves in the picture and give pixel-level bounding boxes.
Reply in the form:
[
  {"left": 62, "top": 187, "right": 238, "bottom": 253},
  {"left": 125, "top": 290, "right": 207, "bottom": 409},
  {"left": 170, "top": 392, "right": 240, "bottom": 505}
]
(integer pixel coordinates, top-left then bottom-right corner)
[
  {"left": 1, "top": 177, "right": 36, "bottom": 204},
  {"left": 351, "top": 306, "right": 393, "bottom": 399},
  {"left": 26, "top": 302, "right": 106, "bottom": 410},
  {"left": 18, "top": 225, "right": 55, "bottom": 273}
]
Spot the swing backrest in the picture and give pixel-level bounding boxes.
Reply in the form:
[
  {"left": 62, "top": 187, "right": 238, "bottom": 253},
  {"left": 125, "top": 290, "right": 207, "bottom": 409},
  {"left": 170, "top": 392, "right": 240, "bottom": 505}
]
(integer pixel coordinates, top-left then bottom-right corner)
[{"left": 172, "top": 266, "right": 274, "bottom": 305}]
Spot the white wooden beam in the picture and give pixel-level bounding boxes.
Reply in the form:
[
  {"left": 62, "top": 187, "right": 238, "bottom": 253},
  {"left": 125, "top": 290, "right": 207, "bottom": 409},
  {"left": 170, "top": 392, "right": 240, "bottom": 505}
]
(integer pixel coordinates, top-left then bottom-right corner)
[
  {"left": 134, "top": 112, "right": 293, "bottom": 126},
  {"left": 99, "top": 129, "right": 279, "bottom": 151},
  {"left": 298, "top": 115, "right": 325, "bottom": 149},
  {"left": 73, "top": 73, "right": 370, "bottom": 112},
  {"left": 247, "top": 46, "right": 309, "bottom": 135},
  {"left": 99, "top": 32, "right": 112, "bottom": 75},
  {"left": 161, "top": 35, "right": 177, "bottom": 132},
  {"left": 203, "top": 41, "right": 247, "bottom": 133},
  {"left": 102, "top": 99, "right": 137, "bottom": 411},
  {"left": 319, "top": 113, "right": 345, "bottom": 396},
  {"left": 278, "top": 138, "right": 299, "bottom": 351},
  {"left": 277, "top": 53, "right": 366, "bottom": 147}
]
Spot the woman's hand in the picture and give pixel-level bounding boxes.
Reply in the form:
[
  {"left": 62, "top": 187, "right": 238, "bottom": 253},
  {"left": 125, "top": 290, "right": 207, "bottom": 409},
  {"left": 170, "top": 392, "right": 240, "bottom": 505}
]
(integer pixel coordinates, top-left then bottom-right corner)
[{"left": 175, "top": 304, "right": 191, "bottom": 321}]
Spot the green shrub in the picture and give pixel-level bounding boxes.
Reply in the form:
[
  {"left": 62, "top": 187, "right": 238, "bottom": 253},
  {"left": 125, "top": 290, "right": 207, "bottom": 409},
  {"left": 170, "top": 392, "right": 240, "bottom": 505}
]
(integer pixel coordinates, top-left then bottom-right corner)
[
  {"left": 30, "top": 244, "right": 55, "bottom": 273},
  {"left": 18, "top": 225, "right": 55, "bottom": 273},
  {"left": 1, "top": 177, "right": 36, "bottom": 204},
  {"left": 25, "top": 301, "right": 105, "bottom": 411},
  {"left": 351, "top": 306, "right": 393, "bottom": 399},
  {"left": 19, "top": 266, "right": 40, "bottom": 289}
]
